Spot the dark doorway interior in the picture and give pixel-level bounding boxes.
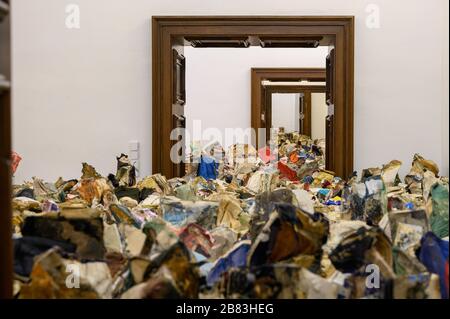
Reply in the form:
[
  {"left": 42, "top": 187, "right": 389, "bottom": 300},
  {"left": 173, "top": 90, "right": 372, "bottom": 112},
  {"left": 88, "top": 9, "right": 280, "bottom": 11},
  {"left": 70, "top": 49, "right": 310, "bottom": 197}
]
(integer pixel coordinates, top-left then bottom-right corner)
[{"left": 0, "top": 0, "right": 13, "bottom": 299}]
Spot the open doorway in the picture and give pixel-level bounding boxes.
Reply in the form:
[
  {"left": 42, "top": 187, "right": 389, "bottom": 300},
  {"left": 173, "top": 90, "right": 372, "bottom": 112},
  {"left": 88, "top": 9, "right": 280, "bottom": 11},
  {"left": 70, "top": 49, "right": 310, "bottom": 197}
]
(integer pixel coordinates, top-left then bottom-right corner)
[
  {"left": 183, "top": 47, "right": 328, "bottom": 171},
  {"left": 152, "top": 16, "right": 354, "bottom": 179},
  {"left": 251, "top": 67, "right": 327, "bottom": 150},
  {"left": 268, "top": 87, "right": 328, "bottom": 138}
]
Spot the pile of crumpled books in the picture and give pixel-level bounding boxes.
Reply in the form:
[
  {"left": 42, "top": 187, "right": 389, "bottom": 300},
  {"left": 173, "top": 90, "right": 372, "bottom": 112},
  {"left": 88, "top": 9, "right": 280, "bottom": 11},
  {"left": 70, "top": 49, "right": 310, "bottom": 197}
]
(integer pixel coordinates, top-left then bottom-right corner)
[{"left": 11, "top": 133, "right": 449, "bottom": 299}]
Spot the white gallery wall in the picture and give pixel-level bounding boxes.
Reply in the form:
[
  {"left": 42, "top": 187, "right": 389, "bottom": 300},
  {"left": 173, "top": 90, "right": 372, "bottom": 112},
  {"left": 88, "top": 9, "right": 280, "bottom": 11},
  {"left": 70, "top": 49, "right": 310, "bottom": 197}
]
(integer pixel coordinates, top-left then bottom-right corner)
[
  {"left": 10, "top": 0, "right": 449, "bottom": 183},
  {"left": 311, "top": 93, "right": 327, "bottom": 140},
  {"left": 271, "top": 93, "right": 300, "bottom": 134},
  {"left": 184, "top": 47, "right": 328, "bottom": 150}
]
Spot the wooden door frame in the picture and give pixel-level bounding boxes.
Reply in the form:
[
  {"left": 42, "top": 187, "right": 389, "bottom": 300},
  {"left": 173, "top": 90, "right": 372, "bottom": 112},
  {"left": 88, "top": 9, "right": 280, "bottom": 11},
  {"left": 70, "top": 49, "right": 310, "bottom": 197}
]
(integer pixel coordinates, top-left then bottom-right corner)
[
  {"left": 152, "top": 16, "right": 354, "bottom": 178},
  {"left": 262, "top": 83, "right": 326, "bottom": 140},
  {"left": 252, "top": 67, "right": 326, "bottom": 144},
  {"left": 0, "top": 3, "right": 12, "bottom": 299}
]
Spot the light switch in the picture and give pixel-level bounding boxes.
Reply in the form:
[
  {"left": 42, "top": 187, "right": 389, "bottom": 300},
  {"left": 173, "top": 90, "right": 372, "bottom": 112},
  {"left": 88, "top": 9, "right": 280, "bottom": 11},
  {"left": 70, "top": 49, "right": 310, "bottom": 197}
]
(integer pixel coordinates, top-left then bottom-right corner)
[
  {"left": 129, "top": 150, "right": 139, "bottom": 161},
  {"left": 129, "top": 140, "right": 139, "bottom": 152}
]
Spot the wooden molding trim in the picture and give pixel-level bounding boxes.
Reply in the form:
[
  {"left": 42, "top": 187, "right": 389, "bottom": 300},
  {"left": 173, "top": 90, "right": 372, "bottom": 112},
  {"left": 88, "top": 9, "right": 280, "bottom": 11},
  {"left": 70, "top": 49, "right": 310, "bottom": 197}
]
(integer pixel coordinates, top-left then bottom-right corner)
[
  {"left": 152, "top": 16, "right": 354, "bottom": 178},
  {"left": 0, "top": 2, "right": 12, "bottom": 298},
  {"left": 252, "top": 68, "right": 326, "bottom": 143},
  {"left": 262, "top": 83, "right": 326, "bottom": 138}
]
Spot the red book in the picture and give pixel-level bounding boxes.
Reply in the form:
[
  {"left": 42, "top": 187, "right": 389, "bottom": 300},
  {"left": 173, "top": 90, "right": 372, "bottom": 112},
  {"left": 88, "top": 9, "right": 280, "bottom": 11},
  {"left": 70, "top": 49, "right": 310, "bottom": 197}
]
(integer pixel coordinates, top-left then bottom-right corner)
[{"left": 278, "top": 161, "right": 298, "bottom": 182}]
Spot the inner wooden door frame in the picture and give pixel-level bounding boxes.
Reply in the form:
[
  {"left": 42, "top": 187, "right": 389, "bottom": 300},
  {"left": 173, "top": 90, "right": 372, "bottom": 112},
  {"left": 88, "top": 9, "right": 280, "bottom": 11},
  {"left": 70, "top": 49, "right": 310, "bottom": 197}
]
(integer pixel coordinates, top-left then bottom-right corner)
[
  {"left": 252, "top": 67, "right": 326, "bottom": 143},
  {"left": 152, "top": 16, "right": 354, "bottom": 178},
  {"left": 263, "top": 84, "right": 326, "bottom": 140}
]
